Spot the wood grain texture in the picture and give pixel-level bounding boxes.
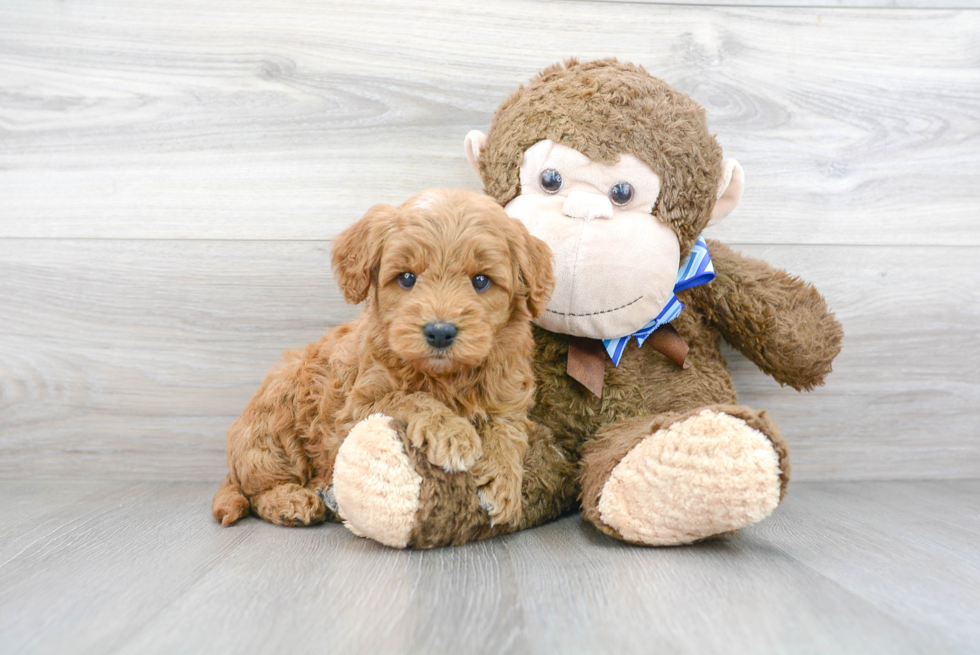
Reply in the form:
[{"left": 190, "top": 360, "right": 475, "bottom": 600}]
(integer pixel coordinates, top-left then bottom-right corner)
[
  {"left": 756, "top": 481, "right": 980, "bottom": 653},
  {"left": 1, "top": 239, "right": 977, "bottom": 481},
  {"left": 0, "top": 239, "right": 354, "bottom": 480},
  {"left": 1, "top": 0, "right": 978, "bottom": 245},
  {"left": 1, "top": 1, "right": 978, "bottom": 482},
  {"left": 594, "top": 0, "right": 978, "bottom": 8},
  {"left": 0, "top": 480, "right": 976, "bottom": 654}
]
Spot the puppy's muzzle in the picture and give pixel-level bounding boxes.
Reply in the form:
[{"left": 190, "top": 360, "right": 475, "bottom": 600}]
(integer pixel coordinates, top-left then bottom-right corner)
[{"left": 423, "top": 322, "right": 457, "bottom": 349}]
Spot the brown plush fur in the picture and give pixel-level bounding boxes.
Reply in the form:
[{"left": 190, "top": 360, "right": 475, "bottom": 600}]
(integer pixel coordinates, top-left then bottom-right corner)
[
  {"left": 479, "top": 58, "right": 722, "bottom": 257},
  {"left": 368, "top": 59, "right": 843, "bottom": 547},
  {"left": 212, "top": 189, "right": 554, "bottom": 528},
  {"left": 400, "top": 420, "right": 580, "bottom": 549}
]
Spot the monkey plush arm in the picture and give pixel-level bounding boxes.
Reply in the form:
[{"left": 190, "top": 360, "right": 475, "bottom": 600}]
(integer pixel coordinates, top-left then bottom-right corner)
[{"left": 687, "top": 239, "right": 843, "bottom": 391}]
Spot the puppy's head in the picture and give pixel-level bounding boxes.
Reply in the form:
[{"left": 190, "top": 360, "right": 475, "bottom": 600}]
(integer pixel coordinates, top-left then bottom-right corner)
[{"left": 331, "top": 189, "right": 553, "bottom": 375}]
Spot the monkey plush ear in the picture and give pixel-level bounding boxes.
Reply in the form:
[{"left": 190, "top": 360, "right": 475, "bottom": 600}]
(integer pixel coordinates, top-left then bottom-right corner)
[
  {"left": 464, "top": 130, "right": 488, "bottom": 176},
  {"left": 708, "top": 159, "right": 744, "bottom": 226},
  {"left": 330, "top": 204, "right": 397, "bottom": 305}
]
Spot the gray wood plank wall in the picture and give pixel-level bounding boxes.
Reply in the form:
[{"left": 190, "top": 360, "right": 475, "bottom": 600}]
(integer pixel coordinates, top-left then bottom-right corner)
[{"left": 1, "top": 0, "right": 978, "bottom": 481}]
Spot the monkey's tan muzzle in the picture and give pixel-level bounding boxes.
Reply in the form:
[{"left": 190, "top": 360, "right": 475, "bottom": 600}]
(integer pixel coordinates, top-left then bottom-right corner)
[{"left": 562, "top": 191, "right": 613, "bottom": 221}]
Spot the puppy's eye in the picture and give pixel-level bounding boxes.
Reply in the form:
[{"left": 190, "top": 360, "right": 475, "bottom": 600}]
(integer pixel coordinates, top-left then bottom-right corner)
[
  {"left": 471, "top": 275, "right": 491, "bottom": 292},
  {"left": 540, "top": 169, "right": 563, "bottom": 194},
  {"left": 609, "top": 182, "right": 634, "bottom": 206},
  {"left": 397, "top": 272, "right": 416, "bottom": 289}
]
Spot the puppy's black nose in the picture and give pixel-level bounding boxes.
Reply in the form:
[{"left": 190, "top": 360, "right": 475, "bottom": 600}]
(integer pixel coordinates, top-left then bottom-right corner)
[{"left": 423, "top": 322, "right": 457, "bottom": 349}]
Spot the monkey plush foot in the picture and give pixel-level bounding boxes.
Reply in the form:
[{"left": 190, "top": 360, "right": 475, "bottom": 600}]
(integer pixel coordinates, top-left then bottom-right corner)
[
  {"left": 581, "top": 406, "right": 787, "bottom": 546},
  {"left": 333, "top": 413, "right": 489, "bottom": 549},
  {"left": 335, "top": 415, "right": 570, "bottom": 549},
  {"left": 333, "top": 414, "right": 423, "bottom": 548}
]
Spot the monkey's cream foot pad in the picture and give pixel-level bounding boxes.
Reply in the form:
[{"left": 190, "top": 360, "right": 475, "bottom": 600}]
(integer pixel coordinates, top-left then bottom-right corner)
[
  {"left": 597, "top": 409, "right": 782, "bottom": 545},
  {"left": 333, "top": 413, "right": 422, "bottom": 548}
]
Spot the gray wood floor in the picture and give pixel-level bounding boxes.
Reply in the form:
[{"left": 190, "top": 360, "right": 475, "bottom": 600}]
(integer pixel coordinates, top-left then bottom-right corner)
[{"left": 1, "top": 480, "right": 977, "bottom": 655}]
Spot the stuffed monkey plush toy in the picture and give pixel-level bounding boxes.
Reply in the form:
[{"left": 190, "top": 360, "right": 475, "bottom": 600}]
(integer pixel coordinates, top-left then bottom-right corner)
[{"left": 329, "top": 59, "right": 843, "bottom": 548}]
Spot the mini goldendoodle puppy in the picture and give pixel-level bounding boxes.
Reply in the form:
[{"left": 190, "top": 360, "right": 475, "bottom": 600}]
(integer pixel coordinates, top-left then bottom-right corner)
[{"left": 212, "top": 189, "right": 554, "bottom": 530}]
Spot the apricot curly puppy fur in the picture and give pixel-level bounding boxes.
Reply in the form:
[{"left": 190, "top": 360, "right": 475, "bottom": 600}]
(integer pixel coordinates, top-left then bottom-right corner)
[{"left": 212, "top": 189, "right": 554, "bottom": 529}]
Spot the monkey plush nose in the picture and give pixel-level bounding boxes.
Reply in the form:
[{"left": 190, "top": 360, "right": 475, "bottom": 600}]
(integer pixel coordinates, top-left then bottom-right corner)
[
  {"left": 423, "top": 322, "right": 458, "bottom": 349},
  {"left": 562, "top": 191, "right": 614, "bottom": 220}
]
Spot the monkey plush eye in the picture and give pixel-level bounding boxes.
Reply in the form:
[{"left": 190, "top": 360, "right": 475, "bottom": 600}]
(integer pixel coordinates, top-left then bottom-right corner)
[
  {"left": 471, "top": 274, "right": 492, "bottom": 292},
  {"left": 397, "top": 272, "right": 416, "bottom": 289},
  {"left": 540, "top": 169, "right": 563, "bottom": 194},
  {"left": 609, "top": 182, "right": 634, "bottom": 206}
]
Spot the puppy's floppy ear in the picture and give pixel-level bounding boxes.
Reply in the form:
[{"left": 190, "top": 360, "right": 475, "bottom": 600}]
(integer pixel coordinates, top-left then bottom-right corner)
[
  {"left": 331, "top": 203, "right": 396, "bottom": 305},
  {"left": 514, "top": 223, "right": 554, "bottom": 318}
]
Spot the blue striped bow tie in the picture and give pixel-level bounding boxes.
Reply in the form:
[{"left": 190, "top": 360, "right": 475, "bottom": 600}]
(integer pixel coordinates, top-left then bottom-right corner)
[{"left": 602, "top": 235, "right": 715, "bottom": 365}]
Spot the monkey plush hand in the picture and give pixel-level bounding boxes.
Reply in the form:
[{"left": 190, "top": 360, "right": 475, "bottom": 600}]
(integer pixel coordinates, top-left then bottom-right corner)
[{"left": 332, "top": 59, "right": 843, "bottom": 548}]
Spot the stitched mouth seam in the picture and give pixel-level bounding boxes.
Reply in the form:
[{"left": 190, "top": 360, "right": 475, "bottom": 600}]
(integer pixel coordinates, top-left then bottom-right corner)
[{"left": 544, "top": 295, "right": 644, "bottom": 317}]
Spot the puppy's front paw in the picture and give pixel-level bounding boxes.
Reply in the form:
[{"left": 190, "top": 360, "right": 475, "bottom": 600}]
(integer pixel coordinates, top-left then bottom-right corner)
[
  {"left": 409, "top": 414, "right": 482, "bottom": 473},
  {"left": 477, "top": 473, "right": 522, "bottom": 527}
]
